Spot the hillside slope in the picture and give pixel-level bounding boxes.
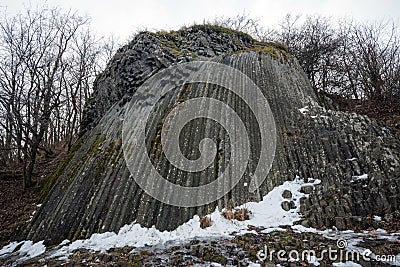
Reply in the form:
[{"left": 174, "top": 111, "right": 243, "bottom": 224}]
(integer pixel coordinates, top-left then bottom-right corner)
[{"left": 25, "top": 26, "right": 400, "bottom": 246}]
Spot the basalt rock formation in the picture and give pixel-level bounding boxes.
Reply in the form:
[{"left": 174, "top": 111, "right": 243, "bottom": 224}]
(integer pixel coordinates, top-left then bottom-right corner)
[{"left": 26, "top": 25, "right": 400, "bottom": 246}]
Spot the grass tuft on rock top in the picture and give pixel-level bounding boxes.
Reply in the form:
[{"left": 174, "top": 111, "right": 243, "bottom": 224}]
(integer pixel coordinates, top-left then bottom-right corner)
[{"left": 154, "top": 24, "right": 255, "bottom": 44}]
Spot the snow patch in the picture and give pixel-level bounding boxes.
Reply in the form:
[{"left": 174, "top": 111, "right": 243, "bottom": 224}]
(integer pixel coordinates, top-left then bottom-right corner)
[
  {"left": 1, "top": 177, "right": 321, "bottom": 262},
  {"left": 48, "top": 177, "right": 320, "bottom": 258},
  {"left": 261, "top": 227, "right": 287, "bottom": 234},
  {"left": 333, "top": 261, "right": 362, "bottom": 267},
  {"left": 0, "top": 240, "right": 46, "bottom": 263},
  {"left": 307, "top": 255, "right": 320, "bottom": 266},
  {"left": 292, "top": 225, "right": 400, "bottom": 265},
  {"left": 351, "top": 174, "right": 368, "bottom": 182},
  {"left": 299, "top": 106, "right": 309, "bottom": 114},
  {"left": 373, "top": 215, "right": 382, "bottom": 222},
  {"left": 310, "top": 115, "right": 329, "bottom": 119},
  {"left": 60, "top": 240, "right": 70, "bottom": 246}
]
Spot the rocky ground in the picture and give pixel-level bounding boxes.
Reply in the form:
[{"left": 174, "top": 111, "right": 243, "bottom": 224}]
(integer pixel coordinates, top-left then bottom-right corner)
[
  {"left": 4, "top": 225, "right": 400, "bottom": 266},
  {"left": 0, "top": 178, "right": 37, "bottom": 249}
]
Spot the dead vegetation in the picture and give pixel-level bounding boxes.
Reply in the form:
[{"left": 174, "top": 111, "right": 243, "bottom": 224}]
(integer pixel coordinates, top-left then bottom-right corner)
[
  {"left": 200, "top": 206, "right": 252, "bottom": 229},
  {"left": 221, "top": 208, "right": 235, "bottom": 220},
  {"left": 221, "top": 207, "right": 252, "bottom": 221},
  {"left": 327, "top": 93, "right": 400, "bottom": 131},
  {"left": 200, "top": 215, "right": 212, "bottom": 229},
  {"left": 0, "top": 143, "right": 67, "bottom": 248}
]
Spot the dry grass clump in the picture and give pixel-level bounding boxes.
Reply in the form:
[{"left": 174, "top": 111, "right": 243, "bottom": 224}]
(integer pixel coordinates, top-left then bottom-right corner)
[
  {"left": 221, "top": 207, "right": 251, "bottom": 221},
  {"left": 234, "top": 208, "right": 251, "bottom": 221},
  {"left": 200, "top": 215, "right": 212, "bottom": 229},
  {"left": 221, "top": 208, "right": 235, "bottom": 220}
]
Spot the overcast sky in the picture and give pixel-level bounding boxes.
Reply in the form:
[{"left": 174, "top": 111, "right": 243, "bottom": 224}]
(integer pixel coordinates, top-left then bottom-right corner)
[{"left": 1, "top": 0, "right": 399, "bottom": 42}]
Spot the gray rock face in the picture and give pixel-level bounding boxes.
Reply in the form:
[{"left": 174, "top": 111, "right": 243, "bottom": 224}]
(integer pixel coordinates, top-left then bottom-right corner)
[
  {"left": 81, "top": 26, "right": 255, "bottom": 132},
  {"left": 282, "top": 189, "right": 292, "bottom": 199},
  {"left": 281, "top": 201, "right": 291, "bottom": 211},
  {"left": 26, "top": 26, "right": 400, "bottom": 246}
]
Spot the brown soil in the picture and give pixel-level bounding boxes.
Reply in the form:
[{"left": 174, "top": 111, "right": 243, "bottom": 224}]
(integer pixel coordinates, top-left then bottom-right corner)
[{"left": 0, "top": 144, "right": 67, "bottom": 248}]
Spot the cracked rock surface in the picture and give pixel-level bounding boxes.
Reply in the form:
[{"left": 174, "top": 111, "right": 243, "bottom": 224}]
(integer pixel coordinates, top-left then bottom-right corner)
[{"left": 25, "top": 25, "right": 400, "bottom": 246}]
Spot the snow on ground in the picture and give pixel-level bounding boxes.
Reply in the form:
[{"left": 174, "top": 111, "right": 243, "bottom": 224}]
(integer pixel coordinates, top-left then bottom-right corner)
[
  {"left": 307, "top": 255, "right": 320, "bottom": 266},
  {"left": 333, "top": 261, "right": 362, "bottom": 267},
  {"left": 299, "top": 106, "right": 309, "bottom": 114},
  {"left": 3, "top": 174, "right": 399, "bottom": 265},
  {"left": 248, "top": 262, "right": 261, "bottom": 267},
  {"left": 292, "top": 225, "right": 400, "bottom": 265},
  {"left": 0, "top": 240, "right": 46, "bottom": 262},
  {"left": 50, "top": 176, "right": 320, "bottom": 258},
  {"left": 351, "top": 173, "right": 369, "bottom": 182},
  {"left": 193, "top": 263, "right": 225, "bottom": 267},
  {"left": 261, "top": 227, "right": 287, "bottom": 234},
  {"left": 310, "top": 115, "right": 329, "bottom": 119},
  {"left": 0, "top": 177, "right": 320, "bottom": 262},
  {"left": 292, "top": 224, "right": 400, "bottom": 244}
]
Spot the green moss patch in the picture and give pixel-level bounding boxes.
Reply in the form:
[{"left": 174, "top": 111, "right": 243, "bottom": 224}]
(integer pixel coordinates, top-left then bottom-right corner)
[{"left": 39, "top": 136, "right": 85, "bottom": 202}]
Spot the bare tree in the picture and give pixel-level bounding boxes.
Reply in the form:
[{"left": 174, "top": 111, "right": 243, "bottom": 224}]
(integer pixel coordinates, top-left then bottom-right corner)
[
  {"left": 62, "top": 28, "right": 101, "bottom": 151},
  {"left": 276, "top": 14, "right": 301, "bottom": 48},
  {"left": 212, "top": 12, "right": 399, "bottom": 103},
  {"left": 288, "top": 16, "right": 340, "bottom": 91},
  {"left": 0, "top": 7, "right": 100, "bottom": 189},
  {"left": 99, "top": 35, "right": 120, "bottom": 69},
  {"left": 345, "top": 21, "right": 400, "bottom": 100},
  {"left": 213, "top": 12, "right": 259, "bottom": 33}
]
